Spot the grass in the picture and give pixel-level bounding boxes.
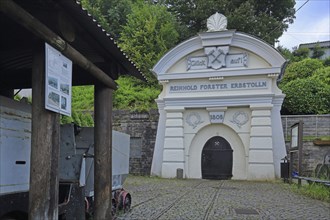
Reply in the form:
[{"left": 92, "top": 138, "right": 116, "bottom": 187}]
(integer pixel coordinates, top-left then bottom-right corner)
[
  {"left": 285, "top": 135, "right": 330, "bottom": 142},
  {"left": 287, "top": 182, "right": 330, "bottom": 203},
  {"left": 318, "top": 136, "right": 330, "bottom": 141}
]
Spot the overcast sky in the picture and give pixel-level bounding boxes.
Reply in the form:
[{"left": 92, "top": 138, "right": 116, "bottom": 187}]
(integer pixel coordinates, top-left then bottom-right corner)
[{"left": 276, "top": 0, "right": 330, "bottom": 50}]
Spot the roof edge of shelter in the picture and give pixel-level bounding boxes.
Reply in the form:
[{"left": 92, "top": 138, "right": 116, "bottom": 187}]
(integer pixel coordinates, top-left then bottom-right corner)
[
  {"left": 152, "top": 30, "right": 286, "bottom": 77},
  {"left": 60, "top": 0, "right": 147, "bottom": 82}
]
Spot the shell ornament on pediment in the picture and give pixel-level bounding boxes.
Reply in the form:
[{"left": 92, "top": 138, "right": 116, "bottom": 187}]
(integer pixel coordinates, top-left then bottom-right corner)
[
  {"left": 207, "top": 12, "right": 227, "bottom": 32},
  {"left": 186, "top": 112, "right": 204, "bottom": 129},
  {"left": 230, "top": 111, "right": 249, "bottom": 128}
]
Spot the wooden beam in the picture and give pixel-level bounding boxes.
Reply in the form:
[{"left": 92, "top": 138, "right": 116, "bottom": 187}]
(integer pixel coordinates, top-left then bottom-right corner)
[
  {"left": 29, "top": 43, "right": 60, "bottom": 219},
  {"left": 94, "top": 84, "right": 113, "bottom": 219},
  {"left": 0, "top": 0, "right": 117, "bottom": 90}
]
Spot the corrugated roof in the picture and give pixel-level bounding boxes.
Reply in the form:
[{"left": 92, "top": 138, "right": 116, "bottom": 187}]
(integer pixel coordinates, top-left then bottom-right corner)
[
  {"left": 0, "top": 0, "right": 146, "bottom": 90},
  {"left": 68, "top": 0, "right": 146, "bottom": 81}
]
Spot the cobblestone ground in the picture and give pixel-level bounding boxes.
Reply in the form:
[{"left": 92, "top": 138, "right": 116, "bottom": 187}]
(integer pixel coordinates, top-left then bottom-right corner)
[{"left": 117, "top": 176, "right": 330, "bottom": 220}]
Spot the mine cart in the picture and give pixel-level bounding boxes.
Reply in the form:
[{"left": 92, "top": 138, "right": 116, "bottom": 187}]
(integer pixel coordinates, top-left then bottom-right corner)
[
  {"left": 0, "top": 97, "right": 131, "bottom": 220},
  {"left": 59, "top": 124, "right": 132, "bottom": 218}
]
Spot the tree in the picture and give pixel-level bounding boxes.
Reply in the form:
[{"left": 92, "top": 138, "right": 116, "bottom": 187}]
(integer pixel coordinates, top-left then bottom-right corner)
[
  {"left": 277, "top": 45, "right": 293, "bottom": 61},
  {"left": 292, "top": 47, "right": 310, "bottom": 61},
  {"left": 118, "top": 1, "right": 179, "bottom": 83},
  {"left": 311, "top": 43, "right": 325, "bottom": 59},
  {"left": 106, "top": 0, "right": 134, "bottom": 38},
  {"left": 80, "top": 0, "right": 111, "bottom": 32},
  {"left": 163, "top": 0, "right": 295, "bottom": 44},
  {"left": 80, "top": 0, "right": 134, "bottom": 39}
]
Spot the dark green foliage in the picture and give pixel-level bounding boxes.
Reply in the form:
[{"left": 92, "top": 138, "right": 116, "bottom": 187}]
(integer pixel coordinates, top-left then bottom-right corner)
[
  {"left": 277, "top": 45, "right": 293, "bottom": 61},
  {"left": 292, "top": 47, "right": 310, "bottom": 62},
  {"left": 80, "top": 0, "right": 111, "bottom": 32},
  {"left": 279, "top": 57, "right": 330, "bottom": 115},
  {"left": 118, "top": 1, "right": 179, "bottom": 83},
  {"left": 280, "top": 58, "right": 324, "bottom": 85},
  {"left": 281, "top": 78, "right": 330, "bottom": 115},
  {"left": 311, "top": 44, "right": 325, "bottom": 59},
  {"left": 164, "top": 0, "right": 295, "bottom": 44},
  {"left": 323, "top": 57, "right": 330, "bottom": 66},
  {"left": 81, "top": 0, "right": 134, "bottom": 39},
  {"left": 311, "top": 67, "right": 330, "bottom": 86}
]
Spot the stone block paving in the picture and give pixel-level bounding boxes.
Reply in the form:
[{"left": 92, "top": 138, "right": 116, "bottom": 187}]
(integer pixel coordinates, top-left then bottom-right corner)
[{"left": 117, "top": 176, "right": 330, "bottom": 220}]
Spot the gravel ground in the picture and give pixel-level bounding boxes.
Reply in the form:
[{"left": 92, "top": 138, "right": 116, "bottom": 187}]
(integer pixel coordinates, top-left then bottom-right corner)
[{"left": 116, "top": 175, "right": 330, "bottom": 220}]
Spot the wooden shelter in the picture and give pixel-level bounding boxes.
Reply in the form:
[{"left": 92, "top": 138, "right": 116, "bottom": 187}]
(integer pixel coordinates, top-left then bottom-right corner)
[{"left": 0, "top": 0, "right": 145, "bottom": 219}]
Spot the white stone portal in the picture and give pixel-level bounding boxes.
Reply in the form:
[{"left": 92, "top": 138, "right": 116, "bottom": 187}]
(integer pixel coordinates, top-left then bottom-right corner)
[{"left": 151, "top": 16, "right": 287, "bottom": 180}]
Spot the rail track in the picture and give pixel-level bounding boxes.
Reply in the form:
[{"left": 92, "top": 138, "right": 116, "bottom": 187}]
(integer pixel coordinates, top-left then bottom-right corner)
[
  {"left": 202, "top": 181, "right": 225, "bottom": 220},
  {"left": 117, "top": 180, "right": 227, "bottom": 220}
]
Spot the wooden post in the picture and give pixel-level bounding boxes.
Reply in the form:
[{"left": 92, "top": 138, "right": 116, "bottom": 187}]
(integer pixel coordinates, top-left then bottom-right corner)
[
  {"left": 297, "top": 120, "right": 303, "bottom": 187},
  {"left": 29, "top": 43, "right": 60, "bottom": 219},
  {"left": 94, "top": 84, "right": 113, "bottom": 219},
  {"left": 289, "top": 151, "right": 293, "bottom": 184}
]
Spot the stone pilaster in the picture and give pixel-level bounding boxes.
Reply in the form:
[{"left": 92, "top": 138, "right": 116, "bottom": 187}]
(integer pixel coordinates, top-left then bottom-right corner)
[
  {"left": 248, "top": 104, "right": 275, "bottom": 180},
  {"left": 272, "top": 95, "right": 286, "bottom": 178},
  {"left": 161, "top": 107, "right": 185, "bottom": 178},
  {"left": 150, "top": 100, "right": 165, "bottom": 176}
]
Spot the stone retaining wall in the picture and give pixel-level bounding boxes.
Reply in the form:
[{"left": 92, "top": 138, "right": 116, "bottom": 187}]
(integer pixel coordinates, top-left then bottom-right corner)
[
  {"left": 281, "top": 115, "right": 330, "bottom": 139},
  {"left": 112, "top": 110, "right": 159, "bottom": 175},
  {"left": 281, "top": 115, "right": 330, "bottom": 176}
]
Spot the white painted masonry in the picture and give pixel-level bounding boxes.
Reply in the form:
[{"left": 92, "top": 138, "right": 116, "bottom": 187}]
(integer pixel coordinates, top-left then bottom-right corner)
[{"left": 151, "top": 15, "right": 287, "bottom": 180}]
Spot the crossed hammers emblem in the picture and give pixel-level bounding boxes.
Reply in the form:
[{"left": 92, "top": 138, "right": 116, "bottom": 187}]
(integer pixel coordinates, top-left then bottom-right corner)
[
  {"left": 205, "top": 46, "right": 229, "bottom": 69},
  {"left": 208, "top": 49, "right": 222, "bottom": 64}
]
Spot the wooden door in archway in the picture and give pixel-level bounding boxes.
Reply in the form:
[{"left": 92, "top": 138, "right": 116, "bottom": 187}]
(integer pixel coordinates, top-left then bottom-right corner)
[{"left": 201, "top": 136, "right": 233, "bottom": 180}]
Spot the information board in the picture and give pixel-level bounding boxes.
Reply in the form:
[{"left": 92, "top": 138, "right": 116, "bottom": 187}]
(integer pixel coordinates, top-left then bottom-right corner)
[
  {"left": 291, "top": 125, "right": 299, "bottom": 149},
  {"left": 45, "top": 43, "right": 72, "bottom": 116}
]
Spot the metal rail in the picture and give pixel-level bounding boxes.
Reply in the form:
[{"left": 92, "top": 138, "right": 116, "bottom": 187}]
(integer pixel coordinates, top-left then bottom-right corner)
[
  {"left": 203, "top": 181, "right": 225, "bottom": 220},
  {"left": 152, "top": 182, "right": 204, "bottom": 220}
]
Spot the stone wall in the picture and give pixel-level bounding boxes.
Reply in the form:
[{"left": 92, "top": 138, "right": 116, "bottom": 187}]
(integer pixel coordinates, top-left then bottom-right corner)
[
  {"left": 281, "top": 115, "right": 330, "bottom": 176},
  {"left": 113, "top": 111, "right": 329, "bottom": 176},
  {"left": 112, "top": 110, "right": 159, "bottom": 175},
  {"left": 281, "top": 115, "right": 330, "bottom": 139}
]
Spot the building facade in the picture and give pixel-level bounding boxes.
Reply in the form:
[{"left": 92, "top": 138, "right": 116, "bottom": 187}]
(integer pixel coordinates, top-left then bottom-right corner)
[
  {"left": 151, "top": 13, "right": 287, "bottom": 180},
  {"left": 299, "top": 40, "right": 330, "bottom": 60}
]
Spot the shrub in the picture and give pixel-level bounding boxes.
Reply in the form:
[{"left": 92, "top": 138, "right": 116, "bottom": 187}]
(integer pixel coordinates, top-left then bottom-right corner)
[
  {"left": 311, "top": 66, "right": 330, "bottom": 85},
  {"left": 281, "top": 78, "right": 330, "bottom": 114},
  {"left": 280, "top": 58, "right": 324, "bottom": 85}
]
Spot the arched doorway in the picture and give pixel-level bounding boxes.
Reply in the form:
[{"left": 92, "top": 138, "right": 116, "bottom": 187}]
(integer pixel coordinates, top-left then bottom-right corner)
[{"left": 201, "top": 136, "right": 233, "bottom": 180}]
